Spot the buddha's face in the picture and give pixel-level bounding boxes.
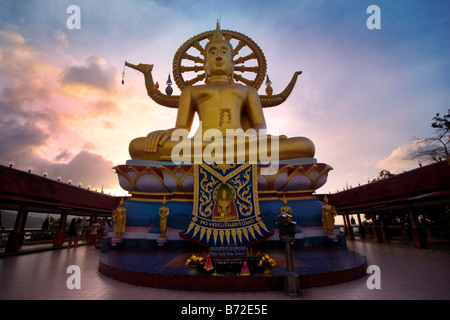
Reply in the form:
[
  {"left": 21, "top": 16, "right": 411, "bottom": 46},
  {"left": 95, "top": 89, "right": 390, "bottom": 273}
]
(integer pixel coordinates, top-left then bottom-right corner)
[
  {"left": 205, "top": 43, "right": 234, "bottom": 77},
  {"left": 221, "top": 190, "right": 228, "bottom": 200}
]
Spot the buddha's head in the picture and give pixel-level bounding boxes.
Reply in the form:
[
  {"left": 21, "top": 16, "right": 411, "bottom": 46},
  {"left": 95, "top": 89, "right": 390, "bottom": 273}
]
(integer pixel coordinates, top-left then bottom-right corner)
[{"left": 204, "top": 22, "right": 234, "bottom": 80}]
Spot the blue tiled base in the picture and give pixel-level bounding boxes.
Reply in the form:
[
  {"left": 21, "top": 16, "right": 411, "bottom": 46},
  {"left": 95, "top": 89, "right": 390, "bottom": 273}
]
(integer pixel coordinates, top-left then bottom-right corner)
[{"left": 101, "top": 234, "right": 348, "bottom": 253}]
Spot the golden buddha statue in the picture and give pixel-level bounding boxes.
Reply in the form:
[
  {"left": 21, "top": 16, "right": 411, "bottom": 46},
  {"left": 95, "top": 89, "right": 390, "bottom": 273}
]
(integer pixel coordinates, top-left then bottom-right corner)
[
  {"left": 213, "top": 184, "right": 238, "bottom": 221},
  {"left": 280, "top": 196, "right": 293, "bottom": 222},
  {"left": 127, "top": 23, "right": 315, "bottom": 163},
  {"left": 321, "top": 195, "right": 337, "bottom": 236},
  {"left": 159, "top": 196, "right": 170, "bottom": 238},
  {"left": 217, "top": 190, "right": 231, "bottom": 218},
  {"left": 112, "top": 198, "right": 127, "bottom": 238}
]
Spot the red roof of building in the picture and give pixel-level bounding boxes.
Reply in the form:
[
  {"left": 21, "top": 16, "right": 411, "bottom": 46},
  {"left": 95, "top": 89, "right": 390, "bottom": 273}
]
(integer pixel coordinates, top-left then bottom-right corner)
[
  {"left": 0, "top": 165, "right": 121, "bottom": 215},
  {"left": 324, "top": 161, "right": 450, "bottom": 212}
]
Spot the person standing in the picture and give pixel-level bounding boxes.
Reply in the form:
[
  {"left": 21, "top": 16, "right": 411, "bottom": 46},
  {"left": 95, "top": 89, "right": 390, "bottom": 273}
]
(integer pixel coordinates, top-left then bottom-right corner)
[
  {"left": 67, "top": 218, "right": 77, "bottom": 249},
  {"left": 89, "top": 218, "right": 100, "bottom": 247},
  {"left": 74, "top": 218, "right": 82, "bottom": 248}
]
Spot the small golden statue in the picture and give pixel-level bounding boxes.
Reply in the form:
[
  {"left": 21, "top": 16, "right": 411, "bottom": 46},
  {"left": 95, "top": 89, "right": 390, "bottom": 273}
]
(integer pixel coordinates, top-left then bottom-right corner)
[
  {"left": 321, "top": 195, "right": 337, "bottom": 236},
  {"left": 213, "top": 184, "right": 238, "bottom": 221},
  {"left": 217, "top": 190, "right": 231, "bottom": 217},
  {"left": 280, "top": 196, "right": 293, "bottom": 222},
  {"left": 112, "top": 198, "right": 127, "bottom": 238},
  {"left": 126, "top": 22, "right": 315, "bottom": 163},
  {"left": 159, "top": 196, "right": 170, "bottom": 238}
]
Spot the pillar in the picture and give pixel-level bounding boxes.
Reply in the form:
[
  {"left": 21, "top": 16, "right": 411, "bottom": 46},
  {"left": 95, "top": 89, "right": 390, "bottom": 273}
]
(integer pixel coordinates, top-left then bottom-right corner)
[
  {"left": 370, "top": 209, "right": 383, "bottom": 243},
  {"left": 357, "top": 213, "right": 366, "bottom": 239},
  {"left": 408, "top": 204, "right": 427, "bottom": 249},
  {"left": 342, "top": 213, "right": 348, "bottom": 236},
  {"left": 345, "top": 214, "right": 355, "bottom": 240},
  {"left": 53, "top": 210, "right": 68, "bottom": 247},
  {"left": 5, "top": 206, "right": 28, "bottom": 253},
  {"left": 380, "top": 215, "right": 390, "bottom": 242}
]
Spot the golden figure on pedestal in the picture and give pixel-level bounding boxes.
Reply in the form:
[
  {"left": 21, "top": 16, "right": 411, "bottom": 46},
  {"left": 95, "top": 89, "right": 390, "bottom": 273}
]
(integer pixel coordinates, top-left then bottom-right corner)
[
  {"left": 213, "top": 184, "right": 238, "bottom": 221},
  {"left": 112, "top": 198, "right": 127, "bottom": 238},
  {"left": 280, "top": 196, "right": 293, "bottom": 222},
  {"left": 321, "top": 196, "right": 337, "bottom": 236},
  {"left": 159, "top": 196, "right": 170, "bottom": 239}
]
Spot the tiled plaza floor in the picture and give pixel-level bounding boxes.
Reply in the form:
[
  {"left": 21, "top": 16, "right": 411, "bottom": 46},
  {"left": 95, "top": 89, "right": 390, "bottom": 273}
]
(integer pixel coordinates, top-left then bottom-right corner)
[{"left": 0, "top": 240, "right": 449, "bottom": 300}]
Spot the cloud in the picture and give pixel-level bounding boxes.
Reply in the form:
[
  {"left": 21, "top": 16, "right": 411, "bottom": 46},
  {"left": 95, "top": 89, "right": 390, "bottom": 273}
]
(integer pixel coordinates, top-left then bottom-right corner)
[
  {"left": 0, "top": 29, "right": 25, "bottom": 44},
  {"left": 87, "top": 99, "right": 120, "bottom": 117},
  {"left": 61, "top": 55, "right": 118, "bottom": 94},
  {"left": 0, "top": 118, "right": 50, "bottom": 161},
  {"left": 54, "top": 149, "right": 73, "bottom": 162},
  {"left": 0, "top": 28, "right": 62, "bottom": 161},
  {"left": 376, "top": 142, "right": 419, "bottom": 173},
  {"left": 46, "top": 151, "right": 117, "bottom": 189},
  {"left": 0, "top": 27, "right": 122, "bottom": 190},
  {"left": 0, "top": 28, "right": 60, "bottom": 103}
]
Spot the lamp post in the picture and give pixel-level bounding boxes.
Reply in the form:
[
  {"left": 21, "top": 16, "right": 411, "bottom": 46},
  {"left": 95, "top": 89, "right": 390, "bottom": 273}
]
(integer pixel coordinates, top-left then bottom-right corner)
[{"left": 278, "top": 212, "right": 300, "bottom": 296}]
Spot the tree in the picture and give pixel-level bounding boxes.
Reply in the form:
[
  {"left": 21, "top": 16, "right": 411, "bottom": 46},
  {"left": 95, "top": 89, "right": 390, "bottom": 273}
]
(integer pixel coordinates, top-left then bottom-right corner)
[
  {"left": 409, "top": 109, "right": 450, "bottom": 164},
  {"left": 371, "top": 169, "right": 395, "bottom": 182}
]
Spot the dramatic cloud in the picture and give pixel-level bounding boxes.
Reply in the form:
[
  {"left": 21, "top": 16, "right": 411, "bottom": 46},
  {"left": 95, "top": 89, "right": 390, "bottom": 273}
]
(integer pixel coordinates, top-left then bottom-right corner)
[
  {"left": 61, "top": 55, "right": 118, "bottom": 94},
  {"left": 0, "top": 27, "right": 125, "bottom": 192},
  {"left": 376, "top": 141, "right": 422, "bottom": 173},
  {"left": 45, "top": 151, "right": 118, "bottom": 190},
  {"left": 0, "top": 118, "right": 49, "bottom": 160}
]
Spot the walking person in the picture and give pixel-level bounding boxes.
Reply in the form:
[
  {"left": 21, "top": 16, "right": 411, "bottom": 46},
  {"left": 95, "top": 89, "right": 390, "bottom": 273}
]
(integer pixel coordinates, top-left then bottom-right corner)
[
  {"left": 88, "top": 218, "right": 100, "bottom": 247},
  {"left": 103, "top": 219, "right": 111, "bottom": 236},
  {"left": 74, "top": 218, "right": 82, "bottom": 248},
  {"left": 67, "top": 218, "right": 77, "bottom": 249},
  {"left": 95, "top": 219, "right": 104, "bottom": 249}
]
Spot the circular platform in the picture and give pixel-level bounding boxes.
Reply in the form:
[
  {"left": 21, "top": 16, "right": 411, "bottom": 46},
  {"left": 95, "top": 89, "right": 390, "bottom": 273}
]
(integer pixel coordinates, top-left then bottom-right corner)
[{"left": 98, "top": 246, "right": 367, "bottom": 291}]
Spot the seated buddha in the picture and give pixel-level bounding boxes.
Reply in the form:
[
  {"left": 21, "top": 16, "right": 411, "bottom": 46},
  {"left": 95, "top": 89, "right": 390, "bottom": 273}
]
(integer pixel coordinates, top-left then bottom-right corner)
[{"left": 128, "top": 24, "right": 315, "bottom": 163}]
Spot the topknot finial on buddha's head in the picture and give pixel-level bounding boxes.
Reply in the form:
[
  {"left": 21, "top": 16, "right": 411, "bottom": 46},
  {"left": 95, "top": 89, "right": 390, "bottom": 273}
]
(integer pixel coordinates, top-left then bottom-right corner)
[{"left": 204, "top": 20, "right": 233, "bottom": 55}]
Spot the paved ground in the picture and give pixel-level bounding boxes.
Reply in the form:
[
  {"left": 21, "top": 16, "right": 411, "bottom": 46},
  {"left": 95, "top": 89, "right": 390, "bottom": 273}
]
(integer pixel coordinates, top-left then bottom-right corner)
[{"left": 0, "top": 240, "right": 449, "bottom": 300}]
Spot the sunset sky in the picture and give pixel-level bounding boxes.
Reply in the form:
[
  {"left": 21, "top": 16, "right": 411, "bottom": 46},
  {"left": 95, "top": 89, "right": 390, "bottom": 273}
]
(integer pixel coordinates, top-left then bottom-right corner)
[{"left": 0, "top": 0, "right": 449, "bottom": 196}]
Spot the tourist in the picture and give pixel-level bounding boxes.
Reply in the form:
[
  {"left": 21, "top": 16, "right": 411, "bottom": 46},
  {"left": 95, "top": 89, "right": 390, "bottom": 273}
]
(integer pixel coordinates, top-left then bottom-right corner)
[
  {"left": 74, "top": 218, "right": 82, "bottom": 248},
  {"left": 42, "top": 215, "right": 50, "bottom": 230},
  {"left": 67, "top": 218, "right": 77, "bottom": 249},
  {"left": 95, "top": 219, "right": 104, "bottom": 249},
  {"left": 103, "top": 219, "right": 111, "bottom": 236},
  {"left": 88, "top": 218, "right": 100, "bottom": 247}
]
